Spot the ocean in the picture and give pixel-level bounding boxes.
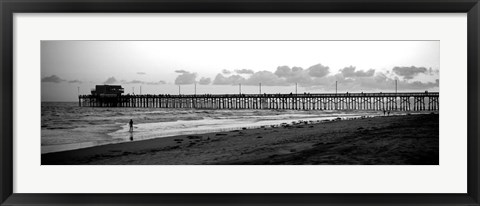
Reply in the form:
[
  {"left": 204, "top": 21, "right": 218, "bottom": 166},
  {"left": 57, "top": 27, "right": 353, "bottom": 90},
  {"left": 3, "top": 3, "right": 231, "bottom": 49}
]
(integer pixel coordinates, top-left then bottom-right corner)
[{"left": 41, "top": 102, "right": 410, "bottom": 154}]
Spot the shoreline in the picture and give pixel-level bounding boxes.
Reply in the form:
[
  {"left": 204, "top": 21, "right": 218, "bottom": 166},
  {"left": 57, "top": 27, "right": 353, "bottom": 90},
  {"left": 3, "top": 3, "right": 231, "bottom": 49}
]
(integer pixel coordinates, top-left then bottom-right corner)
[
  {"left": 41, "top": 110, "right": 431, "bottom": 154},
  {"left": 42, "top": 113, "right": 439, "bottom": 165}
]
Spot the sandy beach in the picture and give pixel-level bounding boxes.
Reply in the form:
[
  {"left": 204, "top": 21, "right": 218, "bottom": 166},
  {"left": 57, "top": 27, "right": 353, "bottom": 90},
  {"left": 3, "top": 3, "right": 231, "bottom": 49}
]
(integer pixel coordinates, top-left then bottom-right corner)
[{"left": 42, "top": 113, "right": 439, "bottom": 165}]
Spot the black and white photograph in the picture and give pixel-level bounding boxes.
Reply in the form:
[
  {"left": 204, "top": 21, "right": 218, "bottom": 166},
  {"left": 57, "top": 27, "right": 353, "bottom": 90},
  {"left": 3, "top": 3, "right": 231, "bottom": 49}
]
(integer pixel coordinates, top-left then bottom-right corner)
[{"left": 41, "top": 40, "right": 439, "bottom": 165}]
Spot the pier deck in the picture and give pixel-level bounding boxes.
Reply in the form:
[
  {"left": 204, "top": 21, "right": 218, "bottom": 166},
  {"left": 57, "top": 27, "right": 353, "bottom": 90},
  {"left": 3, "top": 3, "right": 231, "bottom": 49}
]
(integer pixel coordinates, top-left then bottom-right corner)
[{"left": 79, "top": 92, "right": 439, "bottom": 111}]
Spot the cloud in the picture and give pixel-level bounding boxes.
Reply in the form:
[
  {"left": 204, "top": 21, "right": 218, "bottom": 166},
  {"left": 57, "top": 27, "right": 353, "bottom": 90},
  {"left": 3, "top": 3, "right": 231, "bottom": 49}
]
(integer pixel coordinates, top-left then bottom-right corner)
[
  {"left": 103, "top": 77, "right": 118, "bottom": 84},
  {"left": 175, "top": 70, "right": 189, "bottom": 74},
  {"left": 146, "top": 80, "right": 166, "bottom": 85},
  {"left": 392, "top": 66, "right": 427, "bottom": 80},
  {"left": 340, "top": 66, "right": 375, "bottom": 78},
  {"left": 42, "top": 75, "right": 65, "bottom": 83},
  {"left": 274, "top": 66, "right": 291, "bottom": 78},
  {"left": 175, "top": 70, "right": 197, "bottom": 85},
  {"left": 235, "top": 69, "right": 254, "bottom": 74},
  {"left": 120, "top": 80, "right": 166, "bottom": 85},
  {"left": 307, "top": 64, "right": 330, "bottom": 78},
  {"left": 68, "top": 80, "right": 82, "bottom": 84},
  {"left": 309, "top": 75, "right": 339, "bottom": 87},
  {"left": 222, "top": 69, "right": 232, "bottom": 75},
  {"left": 244, "top": 71, "right": 288, "bottom": 86},
  {"left": 212, "top": 74, "right": 246, "bottom": 85},
  {"left": 273, "top": 65, "right": 318, "bottom": 86},
  {"left": 212, "top": 74, "right": 229, "bottom": 85},
  {"left": 127, "top": 80, "right": 143, "bottom": 84},
  {"left": 137, "top": 72, "right": 146, "bottom": 75},
  {"left": 397, "top": 79, "right": 439, "bottom": 91},
  {"left": 214, "top": 64, "right": 325, "bottom": 87},
  {"left": 428, "top": 68, "right": 440, "bottom": 76},
  {"left": 323, "top": 71, "right": 438, "bottom": 92},
  {"left": 209, "top": 63, "right": 438, "bottom": 92},
  {"left": 198, "top": 77, "right": 211, "bottom": 85},
  {"left": 285, "top": 67, "right": 313, "bottom": 85}
]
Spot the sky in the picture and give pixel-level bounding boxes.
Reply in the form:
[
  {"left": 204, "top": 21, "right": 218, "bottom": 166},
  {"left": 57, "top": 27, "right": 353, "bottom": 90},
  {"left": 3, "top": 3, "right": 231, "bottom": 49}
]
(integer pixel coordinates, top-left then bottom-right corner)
[{"left": 41, "top": 41, "right": 439, "bottom": 102}]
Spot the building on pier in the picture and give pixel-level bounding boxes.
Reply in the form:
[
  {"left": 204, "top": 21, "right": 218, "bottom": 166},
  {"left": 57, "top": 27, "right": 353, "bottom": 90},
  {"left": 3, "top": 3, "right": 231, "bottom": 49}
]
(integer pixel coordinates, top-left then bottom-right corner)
[{"left": 91, "top": 85, "right": 124, "bottom": 97}]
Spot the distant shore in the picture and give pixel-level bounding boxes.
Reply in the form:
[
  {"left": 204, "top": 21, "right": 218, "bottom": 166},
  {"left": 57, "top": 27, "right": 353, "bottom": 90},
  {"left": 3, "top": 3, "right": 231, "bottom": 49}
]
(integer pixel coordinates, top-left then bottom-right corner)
[{"left": 42, "top": 113, "right": 439, "bottom": 165}]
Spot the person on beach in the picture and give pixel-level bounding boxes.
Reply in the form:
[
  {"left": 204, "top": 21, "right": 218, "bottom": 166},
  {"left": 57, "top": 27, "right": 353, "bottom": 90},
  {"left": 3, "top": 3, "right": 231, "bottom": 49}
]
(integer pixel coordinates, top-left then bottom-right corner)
[{"left": 129, "top": 119, "right": 134, "bottom": 132}]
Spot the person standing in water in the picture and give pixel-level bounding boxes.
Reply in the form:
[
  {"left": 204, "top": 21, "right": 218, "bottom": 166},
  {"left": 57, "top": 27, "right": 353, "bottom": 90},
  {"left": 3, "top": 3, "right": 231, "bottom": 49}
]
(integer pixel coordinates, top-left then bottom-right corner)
[{"left": 129, "top": 119, "right": 134, "bottom": 132}]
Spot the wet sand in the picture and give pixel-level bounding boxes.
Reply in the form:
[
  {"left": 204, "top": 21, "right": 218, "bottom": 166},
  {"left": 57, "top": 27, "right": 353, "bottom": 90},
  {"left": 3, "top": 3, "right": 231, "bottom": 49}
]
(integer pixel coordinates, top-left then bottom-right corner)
[{"left": 42, "top": 113, "right": 439, "bottom": 165}]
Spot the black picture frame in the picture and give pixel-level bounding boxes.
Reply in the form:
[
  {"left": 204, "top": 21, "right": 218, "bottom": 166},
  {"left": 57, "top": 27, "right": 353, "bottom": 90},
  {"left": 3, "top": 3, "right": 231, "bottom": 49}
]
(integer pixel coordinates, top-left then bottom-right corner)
[{"left": 1, "top": 0, "right": 479, "bottom": 205}]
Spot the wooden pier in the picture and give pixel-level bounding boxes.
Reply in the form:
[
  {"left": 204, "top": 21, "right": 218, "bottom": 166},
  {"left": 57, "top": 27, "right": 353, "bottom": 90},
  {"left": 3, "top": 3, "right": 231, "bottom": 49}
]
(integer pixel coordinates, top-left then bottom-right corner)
[{"left": 78, "top": 92, "right": 439, "bottom": 111}]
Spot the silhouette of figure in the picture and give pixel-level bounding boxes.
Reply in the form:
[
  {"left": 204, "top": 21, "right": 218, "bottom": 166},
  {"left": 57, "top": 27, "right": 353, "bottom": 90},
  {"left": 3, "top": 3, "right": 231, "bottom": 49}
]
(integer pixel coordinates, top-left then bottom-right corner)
[
  {"left": 387, "top": 111, "right": 391, "bottom": 116},
  {"left": 383, "top": 110, "right": 386, "bottom": 116},
  {"left": 129, "top": 119, "right": 134, "bottom": 132}
]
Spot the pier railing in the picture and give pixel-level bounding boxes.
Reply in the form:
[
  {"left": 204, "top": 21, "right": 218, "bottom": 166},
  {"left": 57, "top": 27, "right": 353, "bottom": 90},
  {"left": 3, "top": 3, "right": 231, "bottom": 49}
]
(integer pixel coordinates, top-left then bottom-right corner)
[{"left": 78, "top": 92, "right": 439, "bottom": 111}]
